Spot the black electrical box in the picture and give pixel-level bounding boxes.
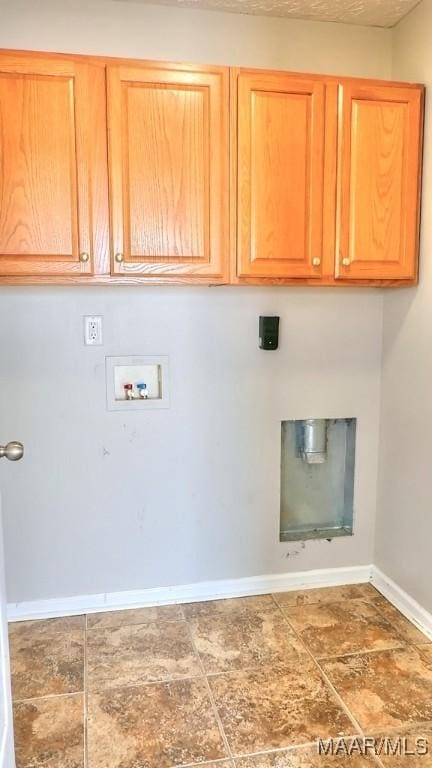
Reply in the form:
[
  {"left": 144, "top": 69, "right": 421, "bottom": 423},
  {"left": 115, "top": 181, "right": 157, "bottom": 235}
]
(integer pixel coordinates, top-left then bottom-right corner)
[{"left": 259, "top": 316, "right": 280, "bottom": 350}]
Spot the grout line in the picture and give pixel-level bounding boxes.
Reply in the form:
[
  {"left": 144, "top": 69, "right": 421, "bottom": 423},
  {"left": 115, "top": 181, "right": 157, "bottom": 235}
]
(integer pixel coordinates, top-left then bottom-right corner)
[
  {"left": 13, "top": 690, "right": 84, "bottom": 705},
  {"left": 83, "top": 672, "right": 205, "bottom": 696},
  {"left": 202, "top": 677, "right": 234, "bottom": 764},
  {"left": 172, "top": 740, "right": 325, "bottom": 768},
  {"left": 203, "top": 664, "right": 286, "bottom": 680},
  {"left": 230, "top": 740, "right": 318, "bottom": 759},
  {"left": 184, "top": 621, "right": 234, "bottom": 764},
  {"left": 173, "top": 757, "right": 235, "bottom": 768},
  {"left": 373, "top": 753, "right": 386, "bottom": 767},
  {"left": 85, "top": 617, "right": 188, "bottom": 633},
  {"left": 315, "top": 642, "right": 408, "bottom": 662}
]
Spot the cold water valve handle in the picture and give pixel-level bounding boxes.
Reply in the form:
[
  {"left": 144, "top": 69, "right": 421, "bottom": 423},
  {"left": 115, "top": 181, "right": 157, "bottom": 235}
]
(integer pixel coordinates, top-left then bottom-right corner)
[{"left": 137, "top": 383, "right": 149, "bottom": 399}]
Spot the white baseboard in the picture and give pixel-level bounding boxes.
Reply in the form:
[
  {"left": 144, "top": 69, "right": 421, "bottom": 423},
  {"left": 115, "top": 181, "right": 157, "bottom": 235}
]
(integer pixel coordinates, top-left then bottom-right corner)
[
  {"left": 371, "top": 565, "right": 432, "bottom": 641},
  {"left": 7, "top": 564, "right": 373, "bottom": 622},
  {"left": 10, "top": 564, "right": 432, "bottom": 638}
]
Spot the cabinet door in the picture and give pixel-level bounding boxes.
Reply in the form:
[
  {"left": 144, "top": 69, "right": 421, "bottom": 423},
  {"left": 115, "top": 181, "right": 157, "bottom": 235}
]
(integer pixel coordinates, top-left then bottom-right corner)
[
  {"left": 235, "top": 71, "right": 326, "bottom": 280},
  {"left": 0, "top": 53, "right": 104, "bottom": 277},
  {"left": 107, "top": 63, "right": 229, "bottom": 280},
  {"left": 336, "top": 83, "right": 423, "bottom": 281}
]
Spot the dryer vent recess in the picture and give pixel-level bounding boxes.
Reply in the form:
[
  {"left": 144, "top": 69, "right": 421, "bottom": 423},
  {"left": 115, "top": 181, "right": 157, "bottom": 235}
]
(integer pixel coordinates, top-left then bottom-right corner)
[{"left": 280, "top": 418, "right": 357, "bottom": 542}]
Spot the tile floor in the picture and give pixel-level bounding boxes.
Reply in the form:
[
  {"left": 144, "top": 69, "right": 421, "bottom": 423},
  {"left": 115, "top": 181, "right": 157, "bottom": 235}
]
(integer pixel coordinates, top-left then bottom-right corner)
[{"left": 8, "top": 583, "right": 432, "bottom": 767}]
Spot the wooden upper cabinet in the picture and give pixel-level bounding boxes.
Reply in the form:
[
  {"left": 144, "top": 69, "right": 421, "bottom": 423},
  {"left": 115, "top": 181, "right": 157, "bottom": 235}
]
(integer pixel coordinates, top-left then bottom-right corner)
[
  {"left": 336, "top": 82, "right": 424, "bottom": 282},
  {"left": 234, "top": 70, "right": 328, "bottom": 280},
  {"left": 0, "top": 49, "right": 424, "bottom": 286},
  {"left": 107, "top": 63, "right": 229, "bottom": 280},
  {"left": 0, "top": 52, "right": 106, "bottom": 277}
]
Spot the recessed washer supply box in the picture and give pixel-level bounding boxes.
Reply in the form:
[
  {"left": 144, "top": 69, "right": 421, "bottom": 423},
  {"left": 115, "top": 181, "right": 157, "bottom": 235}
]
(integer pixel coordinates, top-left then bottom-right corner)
[{"left": 106, "top": 356, "right": 170, "bottom": 411}]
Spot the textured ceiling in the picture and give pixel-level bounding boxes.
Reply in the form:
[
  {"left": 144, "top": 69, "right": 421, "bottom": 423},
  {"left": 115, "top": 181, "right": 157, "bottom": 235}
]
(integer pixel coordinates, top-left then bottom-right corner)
[{"left": 115, "top": 0, "right": 421, "bottom": 27}]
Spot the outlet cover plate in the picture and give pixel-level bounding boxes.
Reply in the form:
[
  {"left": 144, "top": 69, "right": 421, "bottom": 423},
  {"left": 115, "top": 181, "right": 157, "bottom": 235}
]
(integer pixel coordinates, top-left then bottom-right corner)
[{"left": 84, "top": 316, "right": 103, "bottom": 346}]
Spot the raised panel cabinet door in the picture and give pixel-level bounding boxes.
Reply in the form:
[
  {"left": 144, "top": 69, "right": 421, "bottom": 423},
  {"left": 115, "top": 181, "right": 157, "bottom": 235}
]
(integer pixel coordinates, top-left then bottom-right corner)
[
  {"left": 107, "top": 63, "right": 229, "bottom": 280},
  {"left": 336, "top": 82, "right": 424, "bottom": 281},
  {"left": 235, "top": 71, "right": 326, "bottom": 280},
  {"left": 0, "top": 52, "right": 104, "bottom": 276}
]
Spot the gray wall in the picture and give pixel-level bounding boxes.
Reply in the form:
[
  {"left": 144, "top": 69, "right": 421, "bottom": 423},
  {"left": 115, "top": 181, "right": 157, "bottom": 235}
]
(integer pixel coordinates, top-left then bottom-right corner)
[
  {"left": 376, "top": 0, "right": 432, "bottom": 612},
  {"left": 0, "top": 0, "right": 390, "bottom": 603}
]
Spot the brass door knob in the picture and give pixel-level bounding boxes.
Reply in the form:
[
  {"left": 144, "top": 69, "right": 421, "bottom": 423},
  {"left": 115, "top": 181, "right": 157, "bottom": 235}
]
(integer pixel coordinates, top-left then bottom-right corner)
[
  {"left": 115, "top": 253, "right": 124, "bottom": 263},
  {"left": 79, "top": 252, "right": 90, "bottom": 263},
  {"left": 342, "top": 258, "right": 351, "bottom": 267},
  {"left": 312, "top": 258, "right": 321, "bottom": 267}
]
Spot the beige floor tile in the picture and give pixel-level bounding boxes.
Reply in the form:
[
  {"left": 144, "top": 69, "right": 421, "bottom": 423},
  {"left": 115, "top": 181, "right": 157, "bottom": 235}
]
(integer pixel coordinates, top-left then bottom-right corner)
[
  {"left": 322, "top": 647, "right": 432, "bottom": 730},
  {"left": 87, "top": 678, "right": 228, "bottom": 768},
  {"left": 204, "top": 764, "right": 234, "bottom": 767},
  {"left": 376, "top": 724, "right": 432, "bottom": 766},
  {"left": 10, "top": 624, "right": 84, "bottom": 700},
  {"left": 234, "top": 746, "right": 375, "bottom": 766},
  {"left": 189, "top": 610, "right": 307, "bottom": 673},
  {"left": 9, "top": 615, "right": 85, "bottom": 637},
  {"left": 208, "top": 661, "right": 354, "bottom": 755},
  {"left": 365, "top": 595, "right": 431, "bottom": 645},
  {"left": 204, "top": 764, "right": 234, "bottom": 768},
  {"left": 86, "top": 603, "right": 183, "bottom": 629},
  {"left": 418, "top": 645, "right": 432, "bottom": 665},
  {"left": 183, "top": 595, "right": 278, "bottom": 620},
  {"left": 87, "top": 620, "right": 201, "bottom": 691},
  {"left": 13, "top": 694, "right": 84, "bottom": 768},
  {"left": 282, "top": 599, "right": 405, "bottom": 658},
  {"left": 273, "top": 584, "right": 378, "bottom": 609}
]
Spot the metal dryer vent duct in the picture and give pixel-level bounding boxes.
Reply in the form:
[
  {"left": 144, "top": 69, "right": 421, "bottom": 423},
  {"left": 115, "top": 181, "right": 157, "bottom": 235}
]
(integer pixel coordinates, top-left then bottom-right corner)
[{"left": 300, "top": 419, "right": 328, "bottom": 464}]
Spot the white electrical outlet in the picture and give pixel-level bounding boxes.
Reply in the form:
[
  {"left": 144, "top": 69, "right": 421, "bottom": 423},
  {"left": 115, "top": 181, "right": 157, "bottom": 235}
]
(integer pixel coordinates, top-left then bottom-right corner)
[{"left": 84, "top": 316, "right": 103, "bottom": 346}]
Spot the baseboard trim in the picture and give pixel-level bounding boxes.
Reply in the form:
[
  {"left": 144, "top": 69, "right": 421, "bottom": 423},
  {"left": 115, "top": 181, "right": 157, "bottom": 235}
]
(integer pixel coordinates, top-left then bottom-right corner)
[
  {"left": 7, "top": 564, "right": 373, "bottom": 622},
  {"left": 371, "top": 566, "right": 432, "bottom": 641},
  {"left": 8, "top": 564, "right": 432, "bottom": 641}
]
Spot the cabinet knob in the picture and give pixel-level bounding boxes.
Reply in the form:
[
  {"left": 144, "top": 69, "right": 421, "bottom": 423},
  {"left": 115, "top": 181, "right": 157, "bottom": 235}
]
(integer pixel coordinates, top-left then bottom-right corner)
[
  {"left": 79, "top": 252, "right": 90, "bottom": 263},
  {"left": 115, "top": 253, "right": 124, "bottom": 263},
  {"left": 312, "top": 258, "right": 321, "bottom": 267},
  {"left": 342, "top": 258, "right": 351, "bottom": 267}
]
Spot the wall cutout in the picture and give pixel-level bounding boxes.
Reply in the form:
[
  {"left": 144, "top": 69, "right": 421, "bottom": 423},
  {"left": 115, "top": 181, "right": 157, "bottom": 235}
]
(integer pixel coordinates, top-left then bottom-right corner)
[
  {"left": 106, "top": 356, "right": 170, "bottom": 411},
  {"left": 280, "top": 418, "right": 356, "bottom": 541}
]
